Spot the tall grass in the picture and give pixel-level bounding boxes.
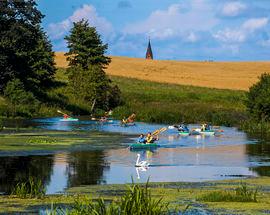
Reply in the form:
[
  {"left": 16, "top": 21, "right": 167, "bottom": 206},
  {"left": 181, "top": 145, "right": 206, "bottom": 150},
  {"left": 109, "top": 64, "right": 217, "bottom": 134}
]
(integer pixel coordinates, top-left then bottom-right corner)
[
  {"left": 198, "top": 182, "right": 258, "bottom": 202},
  {"left": 11, "top": 177, "right": 45, "bottom": 199},
  {"left": 46, "top": 182, "right": 185, "bottom": 215},
  {"left": 240, "top": 119, "right": 270, "bottom": 139}
]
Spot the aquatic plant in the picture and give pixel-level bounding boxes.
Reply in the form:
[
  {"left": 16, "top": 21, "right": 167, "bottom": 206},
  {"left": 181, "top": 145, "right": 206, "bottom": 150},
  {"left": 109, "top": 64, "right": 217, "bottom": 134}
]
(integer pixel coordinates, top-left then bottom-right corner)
[
  {"left": 11, "top": 177, "right": 45, "bottom": 199},
  {"left": 47, "top": 182, "right": 175, "bottom": 215},
  {"left": 198, "top": 182, "right": 258, "bottom": 202},
  {"left": 28, "top": 137, "right": 57, "bottom": 144}
]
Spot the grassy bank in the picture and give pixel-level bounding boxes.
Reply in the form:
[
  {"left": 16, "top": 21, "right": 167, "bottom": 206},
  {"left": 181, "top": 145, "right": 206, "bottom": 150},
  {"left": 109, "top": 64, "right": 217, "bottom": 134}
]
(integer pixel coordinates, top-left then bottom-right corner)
[
  {"left": 0, "top": 68, "right": 247, "bottom": 126},
  {"left": 1, "top": 177, "right": 270, "bottom": 214},
  {"left": 111, "top": 76, "right": 247, "bottom": 125}
]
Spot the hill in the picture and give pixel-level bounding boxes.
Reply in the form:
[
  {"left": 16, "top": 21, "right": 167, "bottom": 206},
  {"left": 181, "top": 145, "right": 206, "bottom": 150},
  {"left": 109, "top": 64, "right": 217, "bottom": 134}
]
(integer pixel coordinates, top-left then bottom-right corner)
[{"left": 55, "top": 52, "right": 270, "bottom": 91}]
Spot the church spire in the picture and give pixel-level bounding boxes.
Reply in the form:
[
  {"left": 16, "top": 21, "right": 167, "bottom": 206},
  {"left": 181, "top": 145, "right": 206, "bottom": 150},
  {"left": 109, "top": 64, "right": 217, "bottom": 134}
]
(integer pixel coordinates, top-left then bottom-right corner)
[{"left": 145, "top": 38, "right": 153, "bottom": 60}]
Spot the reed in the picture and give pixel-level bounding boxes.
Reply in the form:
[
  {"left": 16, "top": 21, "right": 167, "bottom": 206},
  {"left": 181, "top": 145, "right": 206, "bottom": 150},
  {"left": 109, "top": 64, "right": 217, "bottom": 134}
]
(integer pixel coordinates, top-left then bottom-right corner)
[
  {"left": 47, "top": 182, "right": 172, "bottom": 214},
  {"left": 198, "top": 182, "right": 258, "bottom": 202},
  {"left": 11, "top": 177, "right": 45, "bottom": 199}
]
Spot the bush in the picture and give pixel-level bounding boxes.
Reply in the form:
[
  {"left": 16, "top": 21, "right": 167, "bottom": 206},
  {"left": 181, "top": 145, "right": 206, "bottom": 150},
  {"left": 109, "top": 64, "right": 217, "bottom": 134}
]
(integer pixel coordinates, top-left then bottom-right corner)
[
  {"left": 246, "top": 73, "right": 270, "bottom": 121},
  {"left": 4, "top": 79, "right": 40, "bottom": 117}
]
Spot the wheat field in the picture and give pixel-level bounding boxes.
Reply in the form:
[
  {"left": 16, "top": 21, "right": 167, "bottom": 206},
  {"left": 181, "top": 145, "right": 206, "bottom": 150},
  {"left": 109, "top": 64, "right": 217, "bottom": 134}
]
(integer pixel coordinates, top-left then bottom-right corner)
[{"left": 55, "top": 52, "right": 270, "bottom": 91}]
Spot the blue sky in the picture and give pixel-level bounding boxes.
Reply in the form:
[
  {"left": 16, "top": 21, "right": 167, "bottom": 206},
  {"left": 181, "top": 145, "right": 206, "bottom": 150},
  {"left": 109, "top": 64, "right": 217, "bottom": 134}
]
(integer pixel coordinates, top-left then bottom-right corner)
[{"left": 38, "top": 0, "right": 270, "bottom": 61}]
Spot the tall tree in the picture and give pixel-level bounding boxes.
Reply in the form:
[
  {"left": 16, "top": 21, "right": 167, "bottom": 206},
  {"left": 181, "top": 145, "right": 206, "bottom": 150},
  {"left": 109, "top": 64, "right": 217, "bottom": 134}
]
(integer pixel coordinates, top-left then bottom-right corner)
[
  {"left": 0, "top": 0, "right": 56, "bottom": 93},
  {"left": 65, "top": 20, "right": 121, "bottom": 111},
  {"left": 65, "top": 19, "right": 111, "bottom": 69}
]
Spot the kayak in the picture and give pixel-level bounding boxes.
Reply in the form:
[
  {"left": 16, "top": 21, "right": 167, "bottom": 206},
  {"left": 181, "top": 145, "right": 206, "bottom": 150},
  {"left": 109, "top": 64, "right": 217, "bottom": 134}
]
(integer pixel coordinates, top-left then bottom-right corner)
[
  {"left": 59, "top": 118, "right": 79, "bottom": 122},
  {"left": 130, "top": 143, "right": 159, "bottom": 149},
  {"left": 121, "top": 123, "right": 135, "bottom": 127},
  {"left": 199, "top": 130, "right": 215, "bottom": 136},
  {"left": 179, "top": 131, "right": 190, "bottom": 136}
]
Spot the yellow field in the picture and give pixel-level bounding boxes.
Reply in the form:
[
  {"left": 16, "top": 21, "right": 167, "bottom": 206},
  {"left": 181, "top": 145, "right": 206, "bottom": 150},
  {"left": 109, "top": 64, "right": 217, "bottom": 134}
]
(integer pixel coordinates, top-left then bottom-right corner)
[{"left": 55, "top": 52, "right": 270, "bottom": 91}]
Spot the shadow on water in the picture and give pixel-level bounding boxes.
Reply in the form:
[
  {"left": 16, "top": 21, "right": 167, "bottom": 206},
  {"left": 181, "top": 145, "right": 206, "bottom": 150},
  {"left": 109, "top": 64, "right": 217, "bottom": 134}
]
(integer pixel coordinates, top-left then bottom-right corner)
[{"left": 0, "top": 155, "right": 53, "bottom": 194}]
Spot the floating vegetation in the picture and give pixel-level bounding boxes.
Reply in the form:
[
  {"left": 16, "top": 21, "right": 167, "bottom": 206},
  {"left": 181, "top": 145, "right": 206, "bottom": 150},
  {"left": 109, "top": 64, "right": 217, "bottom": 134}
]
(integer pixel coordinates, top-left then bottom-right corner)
[
  {"left": 28, "top": 136, "right": 57, "bottom": 144},
  {"left": 11, "top": 177, "right": 45, "bottom": 199},
  {"left": 198, "top": 182, "right": 258, "bottom": 202}
]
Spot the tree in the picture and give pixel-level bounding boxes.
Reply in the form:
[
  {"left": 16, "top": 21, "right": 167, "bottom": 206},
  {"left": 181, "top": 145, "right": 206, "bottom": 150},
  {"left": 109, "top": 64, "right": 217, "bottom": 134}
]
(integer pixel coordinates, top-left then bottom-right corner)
[
  {"left": 65, "top": 20, "right": 121, "bottom": 111},
  {"left": 246, "top": 73, "right": 270, "bottom": 121},
  {"left": 4, "top": 79, "right": 39, "bottom": 117},
  {"left": 0, "top": 0, "right": 56, "bottom": 93},
  {"left": 65, "top": 19, "right": 111, "bottom": 69}
]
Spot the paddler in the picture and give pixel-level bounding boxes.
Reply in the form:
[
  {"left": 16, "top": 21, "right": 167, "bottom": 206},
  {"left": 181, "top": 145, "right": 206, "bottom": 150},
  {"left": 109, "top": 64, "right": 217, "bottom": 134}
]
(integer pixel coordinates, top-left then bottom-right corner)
[
  {"left": 146, "top": 132, "right": 158, "bottom": 144},
  {"left": 137, "top": 134, "right": 146, "bottom": 144},
  {"left": 201, "top": 123, "right": 206, "bottom": 131},
  {"left": 63, "top": 114, "right": 69, "bottom": 119}
]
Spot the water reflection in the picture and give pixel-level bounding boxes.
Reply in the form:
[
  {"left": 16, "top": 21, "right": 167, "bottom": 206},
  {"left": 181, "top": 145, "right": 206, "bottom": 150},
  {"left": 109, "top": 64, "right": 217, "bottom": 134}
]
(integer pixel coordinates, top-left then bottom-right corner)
[
  {"left": 66, "top": 151, "right": 109, "bottom": 186},
  {"left": 0, "top": 118, "right": 270, "bottom": 194},
  {"left": 0, "top": 155, "right": 53, "bottom": 194}
]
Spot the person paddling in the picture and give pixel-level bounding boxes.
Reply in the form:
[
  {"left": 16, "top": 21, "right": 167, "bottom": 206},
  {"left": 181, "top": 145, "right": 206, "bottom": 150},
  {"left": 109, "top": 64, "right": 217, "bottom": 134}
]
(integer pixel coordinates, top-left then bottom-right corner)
[{"left": 137, "top": 134, "right": 146, "bottom": 144}]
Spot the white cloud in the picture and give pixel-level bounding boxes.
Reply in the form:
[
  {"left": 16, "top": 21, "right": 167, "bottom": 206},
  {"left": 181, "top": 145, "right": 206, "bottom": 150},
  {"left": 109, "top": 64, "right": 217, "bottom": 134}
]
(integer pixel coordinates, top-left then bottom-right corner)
[
  {"left": 242, "top": 18, "right": 268, "bottom": 32},
  {"left": 123, "top": 0, "right": 218, "bottom": 40},
  {"left": 221, "top": 2, "right": 247, "bottom": 17},
  {"left": 214, "top": 29, "right": 246, "bottom": 43},
  {"left": 47, "top": 4, "right": 114, "bottom": 40},
  {"left": 214, "top": 17, "right": 268, "bottom": 44}
]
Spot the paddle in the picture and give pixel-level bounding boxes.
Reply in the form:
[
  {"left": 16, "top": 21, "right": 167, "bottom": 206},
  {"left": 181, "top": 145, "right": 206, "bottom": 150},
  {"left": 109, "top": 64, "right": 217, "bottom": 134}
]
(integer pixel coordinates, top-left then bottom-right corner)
[
  {"left": 152, "top": 127, "right": 167, "bottom": 135},
  {"left": 57, "top": 110, "right": 70, "bottom": 118}
]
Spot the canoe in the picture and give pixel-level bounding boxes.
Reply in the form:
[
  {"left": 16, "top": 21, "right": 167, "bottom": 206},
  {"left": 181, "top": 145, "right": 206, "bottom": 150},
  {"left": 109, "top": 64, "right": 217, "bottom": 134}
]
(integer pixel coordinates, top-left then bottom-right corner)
[
  {"left": 199, "top": 130, "right": 215, "bottom": 136},
  {"left": 179, "top": 131, "right": 190, "bottom": 136},
  {"left": 130, "top": 143, "right": 159, "bottom": 149},
  {"left": 59, "top": 118, "right": 79, "bottom": 122}
]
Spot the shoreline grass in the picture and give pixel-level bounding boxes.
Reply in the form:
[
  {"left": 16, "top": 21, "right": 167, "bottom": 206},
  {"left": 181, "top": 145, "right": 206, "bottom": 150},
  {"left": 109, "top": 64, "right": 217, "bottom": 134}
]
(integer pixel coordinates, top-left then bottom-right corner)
[{"left": 1, "top": 177, "right": 269, "bottom": 214}]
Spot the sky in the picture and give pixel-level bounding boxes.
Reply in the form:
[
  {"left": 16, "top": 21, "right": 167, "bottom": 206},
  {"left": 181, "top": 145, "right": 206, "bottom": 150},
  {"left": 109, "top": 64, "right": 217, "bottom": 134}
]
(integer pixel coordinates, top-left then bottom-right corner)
[{"left": 38, "top": 0, "right": 270, "bottom": 61}]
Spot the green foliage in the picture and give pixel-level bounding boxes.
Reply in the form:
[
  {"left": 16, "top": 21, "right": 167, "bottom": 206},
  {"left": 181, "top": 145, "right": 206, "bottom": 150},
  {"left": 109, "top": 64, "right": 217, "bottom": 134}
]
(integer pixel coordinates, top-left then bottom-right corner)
[
  {"left": 4, "top": 79, "right": 40, "bottom": 117},
  {"left": 65, "top": 19, "right": 111, "bottom": 69},
  {"left": 11, "top": 177, "right": 45, "bottom": 199},
  {"left": 111, "top": 76, "right": 246, "bottom": 125},
  {"left": 64, "top": 20, "right": 121, "bottom": 111},
  {"left": 240, "top": 119, "right": 270, "bottom": 139},
  {"left": 198, "top": 183, "right": 258, "bottom": 202},
  {"left": 0, "top": 0, "right": 56, "bottom": 93},
  {"left": 246, "top": 73, "right": 270, "bottom": 121}
]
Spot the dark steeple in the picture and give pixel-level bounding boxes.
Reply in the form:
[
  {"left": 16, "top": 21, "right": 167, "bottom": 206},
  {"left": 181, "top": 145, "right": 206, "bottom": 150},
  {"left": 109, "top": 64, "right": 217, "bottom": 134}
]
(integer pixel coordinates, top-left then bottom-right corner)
[{"left": 145, "top": 38, "right": 153, "bottom": 60}]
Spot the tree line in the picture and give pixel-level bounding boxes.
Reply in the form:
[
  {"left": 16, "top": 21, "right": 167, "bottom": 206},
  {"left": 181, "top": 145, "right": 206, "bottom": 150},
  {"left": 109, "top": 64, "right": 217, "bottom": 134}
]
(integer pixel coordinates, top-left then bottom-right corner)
[{"left": 0, "top": 0, "right": 121, "bottom": 117}]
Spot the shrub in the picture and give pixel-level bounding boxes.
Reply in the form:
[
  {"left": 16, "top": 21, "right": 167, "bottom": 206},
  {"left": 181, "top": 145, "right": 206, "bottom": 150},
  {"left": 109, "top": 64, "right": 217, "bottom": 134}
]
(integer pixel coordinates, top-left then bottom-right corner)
[
  {"left": 246, "top": 73, "right": 270, "bottom": 121},
  {"left": 4, "top": 79, "right": 40, "bottom": 117}
]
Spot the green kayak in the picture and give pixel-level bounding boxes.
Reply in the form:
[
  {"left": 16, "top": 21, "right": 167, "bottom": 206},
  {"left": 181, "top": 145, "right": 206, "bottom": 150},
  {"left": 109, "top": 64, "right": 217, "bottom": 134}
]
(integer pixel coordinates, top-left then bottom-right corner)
[
  {"left": 130, "top": 143, "right": 159, "bottom": 149},
  {"left": 179, "top": 131, "right": 190, "bottom": 136}
]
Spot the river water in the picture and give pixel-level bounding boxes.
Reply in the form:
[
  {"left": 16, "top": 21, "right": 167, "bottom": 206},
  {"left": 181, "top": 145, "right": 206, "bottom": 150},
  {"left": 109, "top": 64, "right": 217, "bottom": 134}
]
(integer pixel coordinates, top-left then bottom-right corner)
[{"left": 0, "top": 117, "right": 270, "bottom": 194}]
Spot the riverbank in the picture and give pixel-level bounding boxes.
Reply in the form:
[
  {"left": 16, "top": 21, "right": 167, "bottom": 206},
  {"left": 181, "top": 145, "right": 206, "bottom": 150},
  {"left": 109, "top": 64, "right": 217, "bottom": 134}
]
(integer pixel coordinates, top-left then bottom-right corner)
[
  {"left": 1, "top": 177, "right": 270, "bottom": 214},
  {"left": 0, "top": 68, "right": 247, "bottom": 126}
]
